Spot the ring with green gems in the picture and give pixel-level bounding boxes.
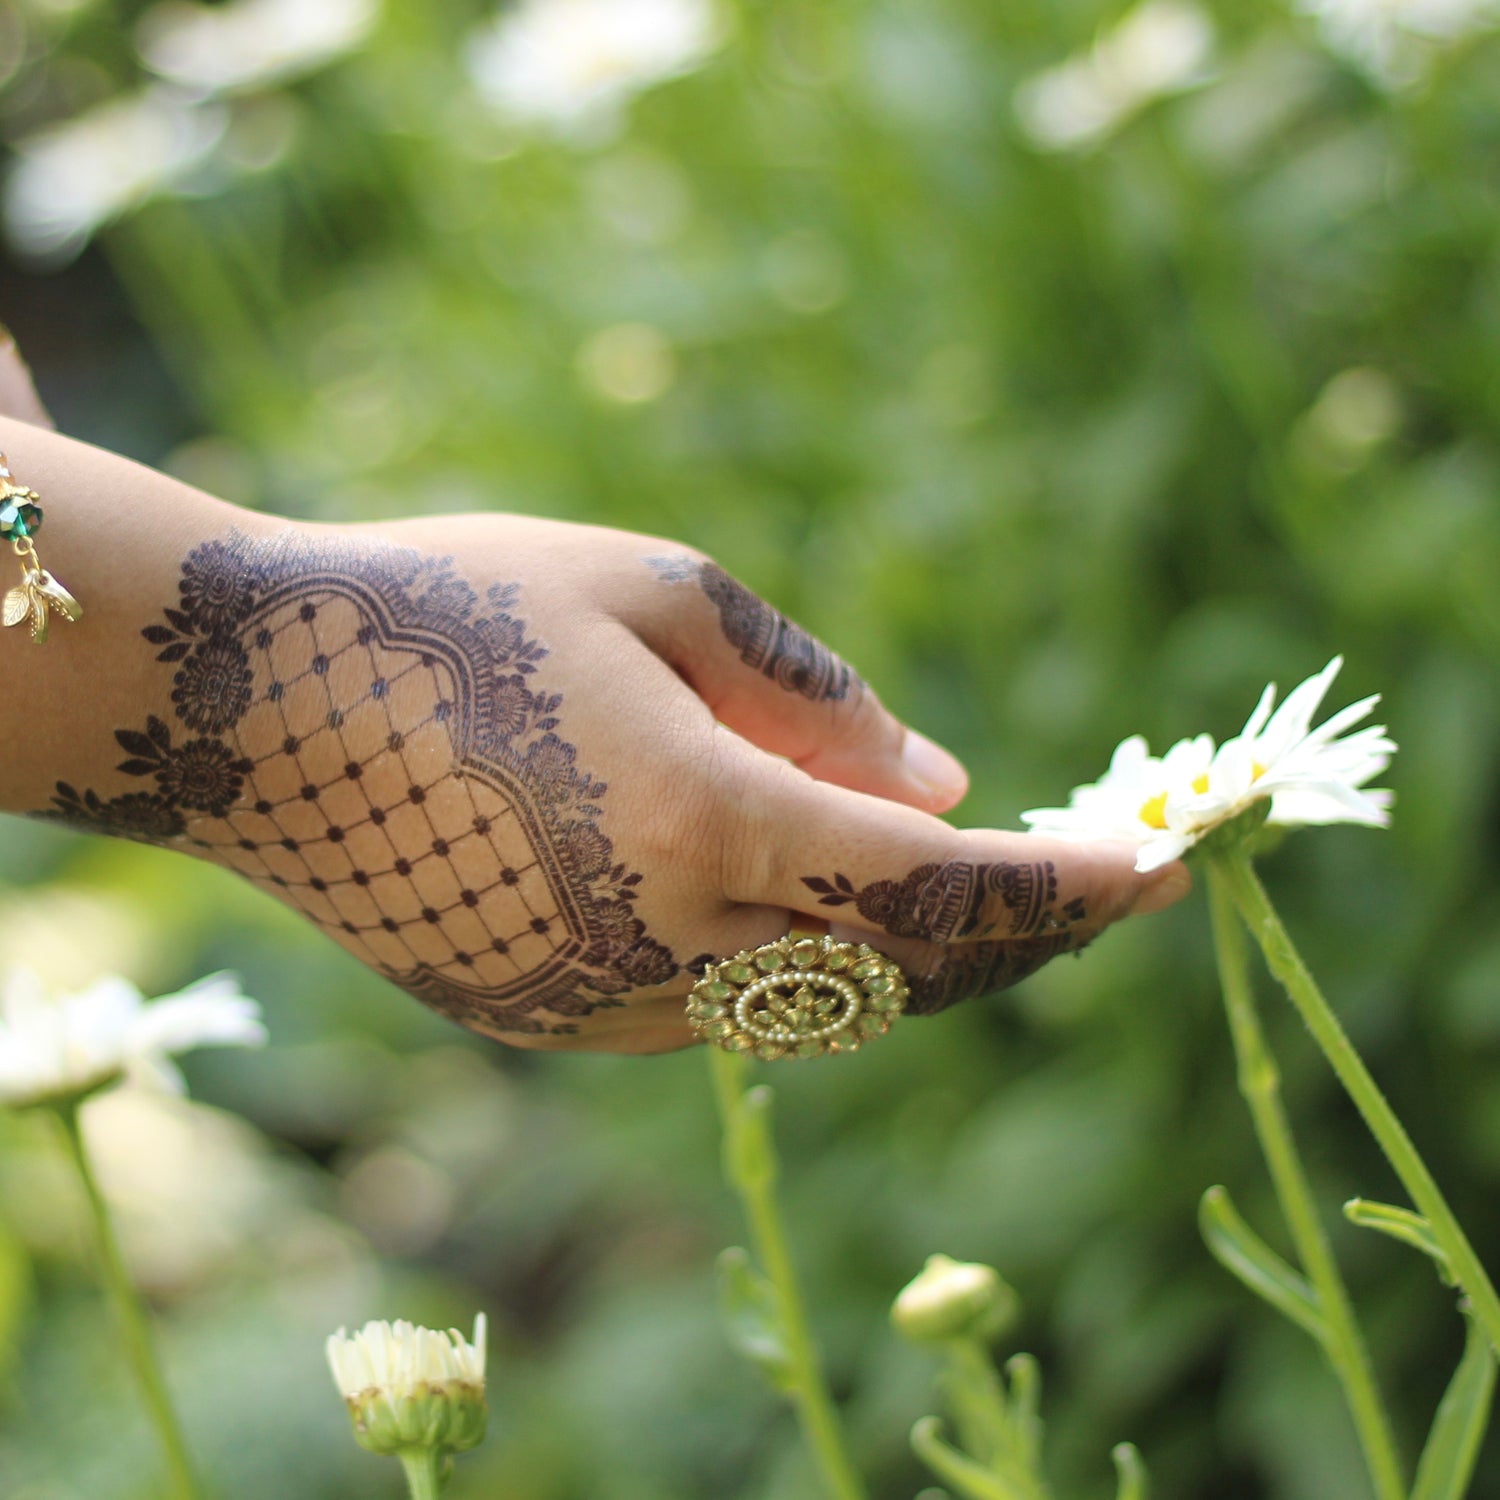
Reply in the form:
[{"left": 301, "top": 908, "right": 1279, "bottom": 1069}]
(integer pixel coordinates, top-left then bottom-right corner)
[{"left": 686, "top": 928, "right": 910, "bottom": 1060}]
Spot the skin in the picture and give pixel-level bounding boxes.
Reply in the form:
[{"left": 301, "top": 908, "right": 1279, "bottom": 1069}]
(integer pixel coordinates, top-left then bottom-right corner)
[{"left": 0, "top": 383, "right": 1189, "bottom": 1056}]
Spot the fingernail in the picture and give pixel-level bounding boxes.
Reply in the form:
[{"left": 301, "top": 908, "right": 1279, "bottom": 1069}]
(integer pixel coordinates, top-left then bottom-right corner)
[
  {"left": 1133, "top": 865, "right": 1192, "bottom": 915},
  {"left": 902, "top": 729, "right": 969, "bottom": 805}
]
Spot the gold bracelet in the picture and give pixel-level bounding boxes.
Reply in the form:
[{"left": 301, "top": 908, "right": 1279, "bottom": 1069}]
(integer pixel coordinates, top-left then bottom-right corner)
[{"left": 0, "top": 451, "right": 81, "bottom": 644}]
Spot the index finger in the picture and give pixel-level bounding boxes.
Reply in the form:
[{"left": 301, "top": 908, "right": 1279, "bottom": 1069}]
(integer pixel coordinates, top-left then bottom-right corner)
[{"left": 723, "top": 751, "right": 1189, "bottom": 946}]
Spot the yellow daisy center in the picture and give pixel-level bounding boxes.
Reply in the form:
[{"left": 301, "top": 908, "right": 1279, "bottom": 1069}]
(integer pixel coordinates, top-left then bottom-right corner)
[{"left": 1138, "top": 764, "right": 1271, "bottom": 830}]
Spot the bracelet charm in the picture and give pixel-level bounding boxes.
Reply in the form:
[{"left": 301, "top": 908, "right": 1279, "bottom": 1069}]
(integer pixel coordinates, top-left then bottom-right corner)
[{"left": 0, "top": 453, "right": 81, "bottom": 644}]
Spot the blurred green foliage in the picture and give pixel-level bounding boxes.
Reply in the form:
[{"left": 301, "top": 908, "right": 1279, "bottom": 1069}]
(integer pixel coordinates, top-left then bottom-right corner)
[{"left": 3, "top": 0, "right": 1500, "bottom": 1496}]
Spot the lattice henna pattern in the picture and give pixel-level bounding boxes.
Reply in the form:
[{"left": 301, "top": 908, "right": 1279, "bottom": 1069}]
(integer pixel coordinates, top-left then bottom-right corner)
[{"left": 35, "top": 532, "right": 677, "bottom": 1038}]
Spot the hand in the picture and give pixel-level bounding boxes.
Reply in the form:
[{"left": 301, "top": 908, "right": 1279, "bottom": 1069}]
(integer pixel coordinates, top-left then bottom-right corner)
[
  {"left": 25, "top": 503, "right": 1189, "bottom": 1053},
  {"left": 0, "top": 326, "right": 53, "bottom": 429}
]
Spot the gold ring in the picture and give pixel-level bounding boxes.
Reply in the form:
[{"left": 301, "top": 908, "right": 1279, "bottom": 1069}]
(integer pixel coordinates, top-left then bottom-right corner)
[{"left": 686, "top": 930, "right": 909, "bottom": 1060}]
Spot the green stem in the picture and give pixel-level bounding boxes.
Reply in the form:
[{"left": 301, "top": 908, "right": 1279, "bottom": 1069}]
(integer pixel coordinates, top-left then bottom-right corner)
[
  {"left": 54, "top": 1102, "right": 201, "bottom": 1500},
  {"left": 948, "top": 1342, "right": 1050, "bottom": 1500},
  {"left": 1217, "top": 850, "right": 1500, "bottom": 1362},
  {"left": 398, "top": 1448, "right": 444, "bottom": 1500},
  {"left": 945, "top": 1337, "right": 1015, "bottom": 1471},
  {"left": 1206, "top": 864, "right": 1404, "bottom": 1500},
  {"left": 709, "top": 1050, "right": 868, "bottom": 1500}
]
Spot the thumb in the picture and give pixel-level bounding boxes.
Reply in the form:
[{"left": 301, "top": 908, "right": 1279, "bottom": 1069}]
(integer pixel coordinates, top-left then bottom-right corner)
[{"left": 628, "top": 551, "right": 969, "bottom": 813}]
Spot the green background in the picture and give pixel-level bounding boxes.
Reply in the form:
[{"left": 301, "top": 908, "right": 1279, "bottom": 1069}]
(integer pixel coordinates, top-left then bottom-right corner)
[{"left": 2, "top": 1, "right": 1500, "bottom": 1495}]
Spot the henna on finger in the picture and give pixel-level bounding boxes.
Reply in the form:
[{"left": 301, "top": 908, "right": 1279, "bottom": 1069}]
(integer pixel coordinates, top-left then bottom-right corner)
[
  {"left": 904, "top": 930, "right": 1087, "bottom": 1016},
  {"left": 801, "top": 860, "right": 1086, "bottom": 943},
  {"left": 33, "top": 531, "right": 680, "bottom": 1039},
  {"left": 647, "top": 554, "right": 861, "bottom": 704}
]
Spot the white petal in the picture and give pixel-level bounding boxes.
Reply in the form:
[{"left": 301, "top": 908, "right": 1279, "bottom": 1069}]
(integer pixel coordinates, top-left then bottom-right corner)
[
  {"left": 1257, "top": 656, "right": 1343, "bottom": 758},
  {"left": 1238, "top": 680, "right": 1278, "bottom": 742},
  {"left": 1268, "top": 784, "right": 1391, "bottom": 827},
  {"left": 1135, "top": 832, "right": 1193, "bottom": 872},
  {"left": 1299, "top": 692, "right": 1380, "bottom": 749},
  {"left": 125, "top": 975, "right": 265, "bottom": 1060}
]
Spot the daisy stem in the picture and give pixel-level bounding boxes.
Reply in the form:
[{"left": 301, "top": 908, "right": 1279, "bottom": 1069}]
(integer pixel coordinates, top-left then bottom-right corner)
[
  {"left": 53, "top": 1100, "right": 202, "bottom": 1500},
  {"left": 1217, "top": 850, "right": 1500, "bottom": 1361},
  {"left": 709, "top": 1048, "right": 869, "bottom": 1500},
  {"left": 398, "top": 1447, "right": 444, "bottom": 1500},
  {"left": 1206, "top": 862, "right": 1405, "bottom": 1500}
]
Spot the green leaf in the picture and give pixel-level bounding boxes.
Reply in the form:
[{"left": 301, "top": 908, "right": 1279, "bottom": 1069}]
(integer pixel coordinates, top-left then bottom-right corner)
[
  {"left": 1004, "top": 1354, "right": 1043, "bottom": 1471},
  {"left": 1411, "top": 1316, "right": 1496, "bottom": 1500},
  {"left": 716, "top": 1247, "right": 795, "bottom": 1392},
  {"left": 1112, "top": 1442, "right": 1149, "bottom": 1500},
  {"left": 1199, "top": 1186, "right": 1327, "bottom": 1345},
  {"left": 1344, "top": 1199, "right": 1455, "bottom": 1285},
  {"left": 910, "top": 1416, "right": 1038, "bottom": 1500}
]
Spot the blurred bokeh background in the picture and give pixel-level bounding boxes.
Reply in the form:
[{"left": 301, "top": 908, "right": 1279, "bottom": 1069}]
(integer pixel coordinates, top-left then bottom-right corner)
[{"left": 2, "top": 0, "right": 1500, "bottom": 1495}]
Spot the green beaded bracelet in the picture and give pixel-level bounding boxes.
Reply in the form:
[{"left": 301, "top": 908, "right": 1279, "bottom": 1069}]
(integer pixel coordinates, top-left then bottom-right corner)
[{"left": 0, "top": 451, "right": 80, "bottom": 644}]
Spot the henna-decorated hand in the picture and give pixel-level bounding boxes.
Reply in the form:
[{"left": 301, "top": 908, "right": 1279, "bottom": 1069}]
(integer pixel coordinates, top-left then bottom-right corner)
[{"left": 25, "top": 501, "right": 1188, "bottom": 1053}]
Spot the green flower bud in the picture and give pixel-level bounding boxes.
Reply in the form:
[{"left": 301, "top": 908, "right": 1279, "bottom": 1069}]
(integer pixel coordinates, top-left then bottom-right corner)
[
  {"left": 327, "top": 1315, "right": 488, "bottom": 1458},
  {"left": 891, "top": 1255, "right": 1017, "bottom": 1343}
]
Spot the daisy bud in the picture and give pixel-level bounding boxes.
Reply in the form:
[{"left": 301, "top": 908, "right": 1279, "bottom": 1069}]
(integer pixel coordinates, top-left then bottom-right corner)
[
  {"left": 892, "top": 1255, "right": 1017, "bottom": 1344},
  {"left": 326, "top": 1316, "right": 488, "bottom": 1458}
]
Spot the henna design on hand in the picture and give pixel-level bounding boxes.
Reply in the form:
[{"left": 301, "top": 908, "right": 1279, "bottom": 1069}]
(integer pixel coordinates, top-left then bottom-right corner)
[
  {"left": 647, "top": 555, "right": 860, "bottom": 703},
  {"left": 801, "top": 860, "right": 1082, "bottom": 944},
  {"left": 36, "top": 532, "right": 679, "bottom": 1039},
  {"left": 906, "top": 932, "right": 1086, "bottom": 1016}
]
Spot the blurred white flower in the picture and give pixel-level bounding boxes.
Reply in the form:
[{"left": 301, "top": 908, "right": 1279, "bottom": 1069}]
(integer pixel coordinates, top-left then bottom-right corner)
[
  {"left": 1022, "top": 657, "right": 1395, "bottom": 872},
  {"left": 466, "top": 0, "right": 720, "bottom": 134},
  {"left": 1298, "top": 0, "right": 1500, "bottom": 87},
  {"left": 3, "top": 87, "right": 225, "bottom": 261},
  {"left": 327, "top": 1315, "right": 488, "bottom": 1456},
  {"left": 1014, "top": 0, "right": 1214, "bottom": 153},
  {"left": 85, "top": 1089, "right": 288, "bottom": 1290},
  {"left": 137, "top": 0, "right": 379, "bottom": 96},
  {"left": 0, "top": 969, "right": 265, "bottom": 1109}
]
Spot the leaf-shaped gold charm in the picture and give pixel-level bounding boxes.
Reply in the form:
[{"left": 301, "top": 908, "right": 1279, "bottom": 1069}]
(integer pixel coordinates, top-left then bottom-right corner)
[
  {"left": 2, "top": 586, "right": 28, "bottom": 628},
  {"left": 35, "top": 570, "right": 81, "bottom": 623}
]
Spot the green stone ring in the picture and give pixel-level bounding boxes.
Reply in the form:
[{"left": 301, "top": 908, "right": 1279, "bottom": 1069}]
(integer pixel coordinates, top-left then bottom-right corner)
[{"left": 686, "top": 931, "right": 909, "bottom": 1060}]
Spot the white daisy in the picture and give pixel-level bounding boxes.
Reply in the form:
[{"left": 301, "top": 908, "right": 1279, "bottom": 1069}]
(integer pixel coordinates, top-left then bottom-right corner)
[
  {"left": 327, "top": 1315, "right": 488, "bottom": 1456},
  {"left": 137, "top": 0, "right": 379, "bottom": 96},
  {"left": 466, "top": 0, "right": 721, "bottom": 135},
  {"left": 3, "top": 89, "right": 226, "bottom": 263},
  {"left": 1013, "top": 0, "right": 1215, "bottom": 153},
  {"left": 1021, "top": 657, "right": 1395, "bottom": 873},
  {"left": 0, "top": 970, "right": 265, "bottom": 1109}
]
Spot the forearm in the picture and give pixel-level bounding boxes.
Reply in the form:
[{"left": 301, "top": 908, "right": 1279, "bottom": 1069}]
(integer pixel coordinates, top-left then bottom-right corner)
[
  {"left": 0, "top": 418, "right": 287, "bottom": 815},
  {"left": 0, "top": 427, "right": 675, "bottom": 1048}
]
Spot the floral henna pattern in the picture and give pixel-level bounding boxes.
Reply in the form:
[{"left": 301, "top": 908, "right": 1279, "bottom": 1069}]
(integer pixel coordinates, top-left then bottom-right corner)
[
  {"left": 113, "top": 716, "right": 252, "bottom": 817},
  {"left": 802, "top": 860, "right": 1082, "bottom": 944},
  {"left": 35, "top": 530, "right": 678, "bottom": 1038},
  {"left": 647, "top": 555, "right": 859, "bottom": 703},
  {"left": 47, "top": 784, "right": 187, "bottom": 843}
]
